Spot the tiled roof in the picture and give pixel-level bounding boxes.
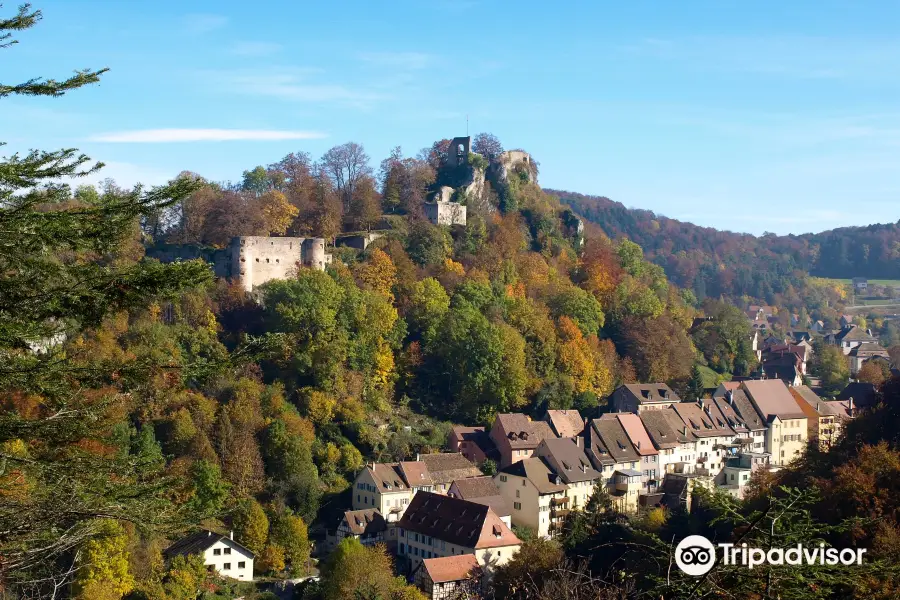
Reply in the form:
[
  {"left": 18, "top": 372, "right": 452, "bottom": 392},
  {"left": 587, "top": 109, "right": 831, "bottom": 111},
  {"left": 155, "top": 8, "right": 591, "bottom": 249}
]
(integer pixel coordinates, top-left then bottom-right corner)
[
  {"left": 538, "top": 438, "right": 602, "bottom": 484},
  {"left": 499, "top": 457, "right": 567, "bottom": 494},
  {"left": 709, "top": 396, "right": 749, "bottom": 433},
  {"left": 399, "top": 461, "right": 433, "bottom": 487},
  {"left": 452, "top": 426, "right": 498, "bottom": 457},
  {"left": 835, "top": 326, "right": 877, "bottom": 343},
  {"left": 420, "top": 453, "right": 483, "bottom": 485},
  {"left": 164, "top": 530, "right": 255, "bottom": 560},
  {"left": 368, "top": 463, "right": 410, "bottom": 492},
  {"left": 836, "top": 382, "right": 878, "bottom": 408},
  {"left": 789, "top": 387, "right": 823, "bottom": 421},
  {"left": 698, "top": 399, "right": 739, "bottom": 434},
  {"left": 743, "top": 380, "right": 807, "bottom": 421},
  {"left": 722, "top": 389, "right": 765, "bottom": 430},
  {"left": 398, "top": 492, "right": 520, "bottom": 549},
  {"left": 450, "top": 477, "right": 511, "bottom": 518},
  {"left": 341, "top": 509, "right": 387, "bottom": 536},
  {"left": 637, "top": 410, "right": 681, "bottom": 450},
  {"left": 616, "top": 413, "right": 658, "bottom": 455},
  {"left": 590, "top": 418, "right": 640, "bottom": 463},
  {"left": 619, "top": 383, "right": 681, "bottom": 404},
  {"left": 848, "top": 343, "right": 888, "bottom": 357},
  {"left": 493, "top": 414, "right": 555, "bottom": 449},
  {"left": 422, "top": 554, "right": 482, "bottom": 584},
  {"left": 544, "top": 409, "right": 584, "bottom": 438},
  {"left": 672, "top": 403, "right": 729, "bottom": 438}
]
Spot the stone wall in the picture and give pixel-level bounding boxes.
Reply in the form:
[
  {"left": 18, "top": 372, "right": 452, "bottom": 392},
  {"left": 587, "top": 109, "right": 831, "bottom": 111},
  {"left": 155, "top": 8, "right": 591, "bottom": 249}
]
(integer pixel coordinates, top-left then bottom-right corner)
[
  {"left": 425, "top": 202, "right": 467, "bottom": 226},
  {"left": 148, "top": 235, "right": 328, "bottom": 292}
]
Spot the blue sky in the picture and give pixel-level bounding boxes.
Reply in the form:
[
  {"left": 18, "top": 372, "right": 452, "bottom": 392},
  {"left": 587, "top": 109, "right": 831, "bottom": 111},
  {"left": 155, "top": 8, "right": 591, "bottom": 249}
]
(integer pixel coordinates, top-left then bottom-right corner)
[{"left": 4, "top": 0, "right": 900, "bottom": 235}]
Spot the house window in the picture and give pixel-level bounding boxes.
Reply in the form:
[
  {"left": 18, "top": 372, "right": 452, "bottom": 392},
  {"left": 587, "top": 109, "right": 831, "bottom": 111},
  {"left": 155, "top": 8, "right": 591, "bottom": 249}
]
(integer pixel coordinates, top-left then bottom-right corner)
[
  {"left": 499, "top": 475, "right": 508, "bottom": 482},
  {"left": 223, "top": 563, "right": 231, "bottom": 570},
  {"left": 516, "top": 490, "right": 520, "bottom": 498},
  {"left": 400, "top": 543, "right": 406, "bottom": 554},
  {"left": 223, "top": 548, "right": 231, "bottom": 555},
  {"left": 514, "top": 502, "right": 522, "bottom": 510},
  {"left": 213, "top": 549, "right": 221, "bottom": 556},
  {"left": 238, "top": 562, "right": 246, "bottom": 569}
]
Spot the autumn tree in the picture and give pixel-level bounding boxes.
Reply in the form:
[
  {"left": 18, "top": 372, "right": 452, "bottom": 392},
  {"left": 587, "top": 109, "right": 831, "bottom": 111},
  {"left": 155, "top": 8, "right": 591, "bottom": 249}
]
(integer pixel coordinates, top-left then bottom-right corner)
[
  {"left": 320, "top": 538, "right": 425, "bottom": 600},
  {"left": 472, "top": 132, "right": 504, "bottom": 161},
  {"left": 72, "top": 520, "right": 135, "bottom": 600},
  {"left": 815, "top": 344, "right": 851, "bottom": 395},
  {"left": 233, "top": 498, "right": 269, "bottom": 556},
  {"left": 857, "top": 359, "right": 891, "bottom": 385},
  {"left": 321, "top": 142, "right": 373, "bottom": 211}
]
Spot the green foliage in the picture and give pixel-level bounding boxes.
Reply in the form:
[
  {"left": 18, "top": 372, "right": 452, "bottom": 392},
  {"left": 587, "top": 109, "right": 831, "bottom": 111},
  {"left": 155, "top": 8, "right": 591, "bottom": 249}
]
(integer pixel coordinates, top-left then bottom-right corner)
[
  {"left": 406, "top": 220, "right": 451, "bottom": 266},
  {"left": 320, "top": 538, "right": 424, "bottom": 600},
  {"left": 548, "top": 286, "right": 605, "bottom": 336},
  {"left": 186, "top": 460, "right": 230, "bottom": 517},
  {"left": 814, "top": 343, "right": 851, "bottom": 396},
  {"left": 269, "top": 512, "right": 310, "bottom": 576},
  {"left": 467, "top": 152, "right": 488, "bottom": 171}
]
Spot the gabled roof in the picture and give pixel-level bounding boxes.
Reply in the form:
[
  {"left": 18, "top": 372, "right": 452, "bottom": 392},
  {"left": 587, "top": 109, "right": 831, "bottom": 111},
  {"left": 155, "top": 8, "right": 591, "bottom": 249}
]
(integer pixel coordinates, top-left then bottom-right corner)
[
  {"left": 590, "top": 418, "right": 640, "bottom": 463},
  {"left": 493, "top": 414, "right": 554, "bottom": 449},
  {"left": 618, "top": 383, "right": 681, "bottom": 404},
  {"left": 499, "top": 457, "right": 567, "bottom": 494},
  {"left": 399, "top": 461, "right": 433, "bottom": 488},
  {"left": 420, "top": 453, "right": 482, "bottom": 485},
  {"left": 544, "top": 409, "right": 584, "bottom": 438},
  {"left": 537, "top": 438, "right": 602, "bottom": 484},
  {"left": 708, "top": 396, "right": 748, "bottom": 433},
  {"left": 698, "top": 398, "right": 739, "bottom": 434},
  {"left": 637, "top": 410, "right": 681, "bottom": 450},
  {"left": 835, "top": 326, "right": 877, "bottom": 344},
  {"left": 398, "top": 492, "right": 520, "bottom": 549},
  {"left": 422, "top": 554, "right": 482, "bottom": 584},
  {"left": 367, "top": 463, "right": 410, "bottom": 492},
  {"left": 720, "top": 389, "right": 765, "bottom": 431},
  {"left": 789, "top": 387, "right": 824, "bottom": 422},
  {"left": 449, "top": 477, "right": 510, "bottom": 518},
  {"left": 822, "top": 400, "right": 854, "bottom": 421},
  {"left": 615, "top": 413, "right": 658, "bottom": 455},
  {"left": 848, "top": 343, "right": 889, "bottom": 357},
  {"left": 672, "top": 402, "right": 729, "bottom": 437},
  {"left": 451, "top": 426, "right": 498, "bottom": 457},
  {"left": 164, "top": 530, "right": 255, "bottom": 560},
  {"left": 742, "top": 380, "right": 807, "bottom": 421},
  {"left": 341, "top": 509, "right": 387, "bottom": 536},
  {"left": 836, "top": 382, "right": 878, "bottom": 408}
]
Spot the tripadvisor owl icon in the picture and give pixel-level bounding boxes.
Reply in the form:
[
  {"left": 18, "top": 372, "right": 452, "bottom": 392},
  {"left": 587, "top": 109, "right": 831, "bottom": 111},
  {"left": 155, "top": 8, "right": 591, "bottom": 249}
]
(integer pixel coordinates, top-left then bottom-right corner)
[{"left": 675, "top": 535, "right": 716, "bottom": 576}]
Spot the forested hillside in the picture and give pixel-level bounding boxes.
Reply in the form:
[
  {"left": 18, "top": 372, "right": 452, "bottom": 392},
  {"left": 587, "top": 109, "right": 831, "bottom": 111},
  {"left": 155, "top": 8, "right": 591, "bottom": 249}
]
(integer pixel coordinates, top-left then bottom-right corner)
[{"left": 553, "top": 190, "right": 900, "bottom": 305}]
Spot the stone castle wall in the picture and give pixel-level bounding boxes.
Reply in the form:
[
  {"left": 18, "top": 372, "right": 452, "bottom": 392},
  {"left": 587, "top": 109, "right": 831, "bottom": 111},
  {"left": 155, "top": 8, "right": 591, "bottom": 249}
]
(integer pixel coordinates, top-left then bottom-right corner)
[{"left": 148, "top": 236, "right": 328, "bottom": 292}]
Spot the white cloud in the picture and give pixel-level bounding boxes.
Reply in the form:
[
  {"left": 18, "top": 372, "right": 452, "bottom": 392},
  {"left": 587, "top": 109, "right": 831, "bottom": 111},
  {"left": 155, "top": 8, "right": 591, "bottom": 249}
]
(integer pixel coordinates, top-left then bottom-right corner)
[
  {"left": 88, "top": 129, "right": 327, "bottom": 143},
  {"left": 220, "top": 70, "right": 387, "bottom": 106},
  {"left": 183, "top": 13, "right": 228, "bottom": 34},
  {"left": 231, "top": 41, "right": 283, "bottom": 57}
]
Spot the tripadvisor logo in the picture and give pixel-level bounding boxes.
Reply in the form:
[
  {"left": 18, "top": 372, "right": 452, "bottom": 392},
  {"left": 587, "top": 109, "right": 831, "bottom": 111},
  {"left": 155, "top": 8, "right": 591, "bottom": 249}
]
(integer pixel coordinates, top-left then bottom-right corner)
[{"left": 675, "top": 535, "right": 867, "bottom": 577}]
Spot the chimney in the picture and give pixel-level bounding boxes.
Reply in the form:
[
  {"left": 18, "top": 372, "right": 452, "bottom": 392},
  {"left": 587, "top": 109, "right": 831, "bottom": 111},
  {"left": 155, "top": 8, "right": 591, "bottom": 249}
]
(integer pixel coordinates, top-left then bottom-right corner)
[
  {"left": 229, "top": 530, "right": 233, "bottom": 540},
  {"left": 416, "top": 453, "right": 420, "bottom": 462},
  {"left": 848, "top": 397, "right": 854, "bottom": 416},
  {"left": 207, "top": 531, "right": 211, "bottom": 537}
]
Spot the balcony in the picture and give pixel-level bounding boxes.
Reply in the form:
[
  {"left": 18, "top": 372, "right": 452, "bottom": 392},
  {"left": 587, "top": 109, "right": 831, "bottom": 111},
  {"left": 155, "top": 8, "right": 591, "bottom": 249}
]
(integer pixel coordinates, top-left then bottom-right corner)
[
  {"left": 614, "top": 480, "right": 642, "bottom": 493},
  {"left": 550, "top": 496, "right": 569, "bottom": 506},
  {"left": 551, "top": 507, "right": 571, "bottom": 518}
]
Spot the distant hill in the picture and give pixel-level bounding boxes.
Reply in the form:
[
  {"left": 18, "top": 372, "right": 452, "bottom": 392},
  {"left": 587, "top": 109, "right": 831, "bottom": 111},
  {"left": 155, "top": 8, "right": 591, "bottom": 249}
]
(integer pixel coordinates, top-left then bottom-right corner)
[{"left": 550, "top": 189, "right": 900, "bottom": 303}]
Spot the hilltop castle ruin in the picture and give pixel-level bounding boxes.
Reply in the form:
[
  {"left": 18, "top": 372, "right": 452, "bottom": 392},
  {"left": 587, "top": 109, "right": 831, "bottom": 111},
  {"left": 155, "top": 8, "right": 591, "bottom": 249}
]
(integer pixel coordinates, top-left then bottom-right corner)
[{"left": 148, "top": 236, "right": 329, "bottom": 291}]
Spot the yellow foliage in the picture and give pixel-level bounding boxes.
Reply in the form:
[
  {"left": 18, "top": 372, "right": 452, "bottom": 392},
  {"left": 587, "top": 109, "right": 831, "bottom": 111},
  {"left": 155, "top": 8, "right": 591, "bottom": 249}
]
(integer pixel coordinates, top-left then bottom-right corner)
[
  {"left": 260, "top": 190, "right": 299, "bottom": 235},
  {"left": 372, "top": 340, "right": 396, "bottom": 389},
  {"left": 74, "top": 520, "right": 135, "bottom": 599},
  {"left": 258, "top": 543, "right": 286, "bottom": 575},
  {"left": 304, "top": 390, "right": 336, "bottom": 426},
  {"left": 443, "top": 258, "right": 465, "bottom": 277},
  {"left": 356, "top": 249, "right": 397, "bottom": 300}
]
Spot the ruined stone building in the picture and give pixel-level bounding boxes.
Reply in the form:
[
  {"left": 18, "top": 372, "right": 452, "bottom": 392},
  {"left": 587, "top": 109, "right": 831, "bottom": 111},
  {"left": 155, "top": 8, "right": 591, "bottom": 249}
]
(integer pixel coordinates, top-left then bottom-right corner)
[{"left": 148, "top": 236, "right": 329, "bottom": 292}]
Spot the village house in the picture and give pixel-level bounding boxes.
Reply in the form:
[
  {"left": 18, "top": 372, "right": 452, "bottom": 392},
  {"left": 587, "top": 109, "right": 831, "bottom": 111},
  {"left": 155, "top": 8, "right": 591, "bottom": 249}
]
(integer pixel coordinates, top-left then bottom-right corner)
[
  {"left": 848, "top": 343, "right": 890, "bottom": 375},
  {"left": 635, "top": 409, "right": 684, "bottom": 477},
  {"left": 415, "top": 554, "right": 483, "bottom": 600},
  {"left": 584, "top": 417, "right": 642, "bottom": 513},
  {"left": 827, "top": 325, "right": 878, "bottom": 355},
  {"left": 494, "top": 457, "right": 568, "bottom": 538},
  {"left": 420, "top": 453, "right": 483, "bottom": 495},
  {"left": 791, "top": 385, "right": 852, "bottom": 449},
  {"left": 852, "top": 277, "right": 868, "bottom": 292},
  {"left": 489, "top": 413, "right": 555, "bottom": 468},
  {"left": 352, "top": 463, "right": 415, "bottom": 522},
  {"left": 448, "top": 425, "right": 497, "bottom": 466},
  {"left": 397, "top": 492, "right": 520, "bottom": 575},
  {"left": 334, "top": 509, "right": 388, "bottom": 549},
  {"left": 609, "top": 383, "right": 681, "bottom": 413},
  {"left": 448, "top": 477, "right": 512, "bottom": 527},
  {"left": 535, "top": 437, "right": 603, "bottom": 510},
  {"left": 543, "top": 409, "right": 585, "bottom": 438},
  {"left": 163, "top": 530, "right": 254, "bottom": 582},
  {"left": 742, "top": 380, "right": 809, "bottom": 467},
  {"left": 710, "top": 391, "right": 767, "bottom": 453},
  {"left": 672, "top": 402, "right": 734, "bottom": 478},
  {"left": 605, "top": 413, "right": 661, "bottom": 493}
]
